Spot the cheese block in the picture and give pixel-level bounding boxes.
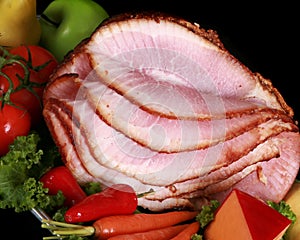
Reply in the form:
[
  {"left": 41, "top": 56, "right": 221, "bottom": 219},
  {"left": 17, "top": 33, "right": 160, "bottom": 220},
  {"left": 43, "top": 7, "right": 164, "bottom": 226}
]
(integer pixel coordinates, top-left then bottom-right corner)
[
  {"left": 284, "top": 181, "right": 300, "bottom": 239},
  {"left": 204, "top": 189, "right": 291, "bottom": 240}
]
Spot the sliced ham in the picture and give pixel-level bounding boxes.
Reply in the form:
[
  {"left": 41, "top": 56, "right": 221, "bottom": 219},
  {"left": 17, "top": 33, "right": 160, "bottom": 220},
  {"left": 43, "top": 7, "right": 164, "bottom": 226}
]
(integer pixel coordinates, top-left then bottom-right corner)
[
  {"left": 44, "top": 74, "right": 299, "bottom": 211},
  {"left": 79, "top": 71, "right": 292, "bottom": 152},
  {"left": 43, "top": 101, "right": 98, "bottom": 183},
  {"left": 44, "top": 75, "right": 297, "bottom": 185},
  {"left": 51, "top": 13, "right": 293, "bottom": 117},
  {"left": 83, "top": 14, "right": 293, "bottom": 117},
  {"left": 44, "top": 101, "right": 158, "bottom": 193},
  {"left": 43, "top": 13, "right": 300, "bottom": 211}
]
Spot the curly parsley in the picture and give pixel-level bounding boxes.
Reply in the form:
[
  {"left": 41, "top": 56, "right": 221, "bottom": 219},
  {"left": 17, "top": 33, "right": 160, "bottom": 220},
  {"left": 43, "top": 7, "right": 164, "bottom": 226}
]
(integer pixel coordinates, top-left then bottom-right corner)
[{"left": 0, "top": 132, "right": 63, "bottom": 212}]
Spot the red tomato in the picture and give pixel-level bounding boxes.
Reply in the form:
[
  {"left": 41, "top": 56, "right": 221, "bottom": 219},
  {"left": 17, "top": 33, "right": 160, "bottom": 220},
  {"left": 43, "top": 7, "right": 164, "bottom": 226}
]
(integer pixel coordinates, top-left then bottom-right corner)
[
  {"left": 0, "top": 103, "right": 31, "bottom": 156},
  {"left": 0, "top": 63, "right": 44, "bottom": 126},
  {"left": 9, "top": 45, "right": 58, "bottom": 81}
]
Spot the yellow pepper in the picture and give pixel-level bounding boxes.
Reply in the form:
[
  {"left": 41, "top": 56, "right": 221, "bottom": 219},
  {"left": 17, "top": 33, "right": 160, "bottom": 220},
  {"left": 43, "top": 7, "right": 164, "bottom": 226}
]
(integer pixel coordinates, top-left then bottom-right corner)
[{"left": 0, "top": 0, "right": 41, "bottom": 48}]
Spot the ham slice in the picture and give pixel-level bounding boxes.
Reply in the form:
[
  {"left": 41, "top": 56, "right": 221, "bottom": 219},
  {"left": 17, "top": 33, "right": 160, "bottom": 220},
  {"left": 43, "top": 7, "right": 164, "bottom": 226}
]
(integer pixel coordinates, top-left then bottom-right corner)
[
  {"left": 44, "top": 75, "right": 297, "bottom": 184},
  {"left": 51, "top": 14, "right": 293, "bottom": 117},
  {"left": 43, "top": 13, "right": 300, "bottom": 211},
  {"left": 79, "top": 71, "right": 292, "bottom": 152},
  {"left": 84, "top": 14, "right": 293, "bottom": 117}
]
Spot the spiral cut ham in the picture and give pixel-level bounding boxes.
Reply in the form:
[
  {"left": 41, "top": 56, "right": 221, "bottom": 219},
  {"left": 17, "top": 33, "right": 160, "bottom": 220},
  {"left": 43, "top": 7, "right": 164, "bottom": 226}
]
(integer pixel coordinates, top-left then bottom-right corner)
[{"left": 43, "top": 13, "right": 300, "bottom": 211}]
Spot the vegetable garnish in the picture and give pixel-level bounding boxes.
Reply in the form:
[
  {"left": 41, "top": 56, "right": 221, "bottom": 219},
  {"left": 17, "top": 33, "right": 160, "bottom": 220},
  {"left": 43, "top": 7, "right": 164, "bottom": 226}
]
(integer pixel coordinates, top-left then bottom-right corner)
[
  {"left": 170, "top": 221, "right": 200, "bottom": 240},
  {"left": 189, "top": 200, "right": 219, "bottom": 239},
  {"left": 267, "top": 200, "right": 297, "bottom": 224},
  {"left": 267, "top": 200, "right": 297, "bottom": 240},
  {"left": 40, "top": 166, "right": 87, "bottom": 207},
  {"left": 9, "top": 45, "right": 58, "bottom": 82},
  {"left": 41, "top": 210, "right": 198, "bottom": 239},
  {"left": 196, "top": 200, "right": 220, "bottom": 228},
  {"left": 0, "top": 131, "right": 62, "bottom": 212},
  {"left": 0, "top": 45, "right": 57, "bottom": 128},
  {"left": 92, "top": 211, "right": 198, "bottom": 239},
  {"left": 0, "top": 0, "right": 41, "bottom": 47},
  {"left": 0, "top": 102, "right": 31, "bottom": 155},
  {"left": 106, "top": 224, "right": 190, "bottom": 240},
  {"left": 64, "top": 184, "right": 138, "bottom": 223}
]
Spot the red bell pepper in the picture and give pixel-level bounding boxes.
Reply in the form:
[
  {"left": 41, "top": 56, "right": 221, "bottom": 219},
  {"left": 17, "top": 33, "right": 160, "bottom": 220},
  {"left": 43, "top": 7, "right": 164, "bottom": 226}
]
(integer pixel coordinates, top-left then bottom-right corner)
[
  {"left": 64, "top": 183, "right": 138, "bottom": 223},
  {"left": 40, "top": 166, "right": 87, "bottom": 207}
]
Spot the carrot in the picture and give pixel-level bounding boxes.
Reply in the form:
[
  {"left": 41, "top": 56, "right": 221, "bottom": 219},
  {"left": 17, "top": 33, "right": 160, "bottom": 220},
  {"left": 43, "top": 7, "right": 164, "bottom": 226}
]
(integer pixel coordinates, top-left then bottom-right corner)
[
  {"left": 41, "top": 211, "right": 197, "bottom": 239},
  {"left": 107, "top": 224, "right": 189, "bottom": 240},
  {"left": 170, "top": 221, "right": 200, "bottom": 240},
  {"left": 93, "top": 211, "right": 198, "bottom": 239}
]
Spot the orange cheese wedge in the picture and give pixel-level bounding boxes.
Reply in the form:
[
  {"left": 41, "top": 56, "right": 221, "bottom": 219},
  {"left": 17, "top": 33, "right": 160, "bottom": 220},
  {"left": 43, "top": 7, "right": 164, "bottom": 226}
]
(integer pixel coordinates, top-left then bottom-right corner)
[{"left": 204, "top": 189, "right": 291, "bottom": 240}]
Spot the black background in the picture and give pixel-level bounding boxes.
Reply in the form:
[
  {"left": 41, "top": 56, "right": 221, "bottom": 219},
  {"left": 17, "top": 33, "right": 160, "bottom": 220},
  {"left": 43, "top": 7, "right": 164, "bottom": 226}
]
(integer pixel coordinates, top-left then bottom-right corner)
[{"left": 1, "top": 1, "right": 299, "bottom": 239}]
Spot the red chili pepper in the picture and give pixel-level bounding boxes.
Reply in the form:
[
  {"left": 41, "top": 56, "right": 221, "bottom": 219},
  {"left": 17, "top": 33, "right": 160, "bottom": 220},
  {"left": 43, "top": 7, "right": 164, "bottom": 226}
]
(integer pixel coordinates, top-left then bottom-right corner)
[
  {"left": 64, "top": 183, "right": 138, "bottom": 223},
  {"left": 40, "top": 166, "right": 87, "bottom": 207}
]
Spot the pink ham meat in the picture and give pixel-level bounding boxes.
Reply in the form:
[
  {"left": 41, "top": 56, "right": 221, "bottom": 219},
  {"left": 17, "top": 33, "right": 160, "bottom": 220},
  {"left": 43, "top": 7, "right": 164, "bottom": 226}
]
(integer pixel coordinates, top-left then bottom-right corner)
[
  {"left": 43, "top": 74, "right": 300, "bottom": 211},
  {"left": 80, "top": 71, "right": 292, "bottom": 152},
  {"left": 51, "top": 13, "right": 293, "bottom": 118},
  {"left": 44, "top": 75, "right": 297, "bottom": 185},
  {"left": 43, "top": 13, "right": 300, "bottom": 211}
]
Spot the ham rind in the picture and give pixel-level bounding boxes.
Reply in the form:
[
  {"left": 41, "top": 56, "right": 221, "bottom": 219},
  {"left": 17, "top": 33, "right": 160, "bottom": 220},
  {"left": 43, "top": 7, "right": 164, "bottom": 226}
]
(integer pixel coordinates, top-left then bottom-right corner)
[{"left": 80, "top": 71, "right": 292, "bottom": 152}]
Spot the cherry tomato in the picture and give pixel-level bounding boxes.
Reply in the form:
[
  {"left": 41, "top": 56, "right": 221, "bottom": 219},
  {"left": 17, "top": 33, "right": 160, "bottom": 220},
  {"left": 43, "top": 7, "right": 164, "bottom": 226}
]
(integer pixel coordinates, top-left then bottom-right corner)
[
  {"left": 0, "top": 63, "right": 44, "bottom": 126},
  {"left": 9, "top": 45, "right": 58, "bottom": 81},
  {"left": 0, "top": 102, "right": 31, "bottom": 156}
]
